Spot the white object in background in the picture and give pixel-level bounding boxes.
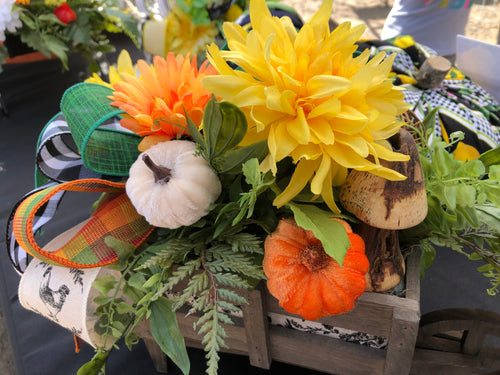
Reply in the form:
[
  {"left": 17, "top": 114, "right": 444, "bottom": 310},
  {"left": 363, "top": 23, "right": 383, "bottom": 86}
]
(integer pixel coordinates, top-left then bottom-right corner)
[
  {"left": 456, "top": 35, "right": 500, "bottom": 103},
  {"left": 19, "top": 258, "right": 122, "bottom": 349}
]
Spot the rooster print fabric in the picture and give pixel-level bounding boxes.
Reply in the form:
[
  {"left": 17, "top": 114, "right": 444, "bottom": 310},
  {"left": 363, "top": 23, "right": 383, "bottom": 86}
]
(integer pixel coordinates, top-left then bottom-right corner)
[
  {"left": 357, "top": 36, "right": 500, "bottom": 161},
  {"left": 18, "top": 258, "right": 120, "bottom": 348}
]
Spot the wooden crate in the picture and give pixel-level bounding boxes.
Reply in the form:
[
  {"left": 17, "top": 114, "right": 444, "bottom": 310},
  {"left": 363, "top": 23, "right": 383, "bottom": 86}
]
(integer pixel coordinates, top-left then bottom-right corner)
[{"left": 141, "top": 248, "right": 421, "bottom": 375}]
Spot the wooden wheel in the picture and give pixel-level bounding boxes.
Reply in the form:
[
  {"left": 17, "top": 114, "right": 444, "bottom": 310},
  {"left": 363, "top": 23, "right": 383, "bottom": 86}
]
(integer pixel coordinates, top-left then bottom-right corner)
[{"left": 411, "top": 308, "right": 500, "bottom": 375}]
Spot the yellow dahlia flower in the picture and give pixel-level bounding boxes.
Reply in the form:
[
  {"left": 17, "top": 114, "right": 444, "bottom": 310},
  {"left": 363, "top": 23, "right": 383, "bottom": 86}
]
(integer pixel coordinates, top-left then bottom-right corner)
[
  {"left": 85, "top": 50, "right": 136, "bottom": 89},
  {"left": 202, "top": 0, "right": 410, "bottom": 213},
  {"left": 165, "top": 6, "right": 219, "bottom": 56}
]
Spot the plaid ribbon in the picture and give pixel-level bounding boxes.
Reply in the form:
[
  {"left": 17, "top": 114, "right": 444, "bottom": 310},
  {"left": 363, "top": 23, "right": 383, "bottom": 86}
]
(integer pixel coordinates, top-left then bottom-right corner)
[
  {"left": 6, "top": 183, "right": 61, "bottom": 273},
  {"left": 11, "top": 179, "right": 154, "bottom": 270}
]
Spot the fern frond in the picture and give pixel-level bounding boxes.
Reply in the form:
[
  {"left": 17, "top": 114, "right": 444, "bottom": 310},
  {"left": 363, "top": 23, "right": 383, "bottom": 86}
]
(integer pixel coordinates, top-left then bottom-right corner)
[
  {"left": 213, "top": 272, "right": 251, "bottom": 289},
  {"left": 217, "top": 288, "right": 247, "bottom": 305},
  {"left": 208, "top": 252, "right": 266, "bottom": 280},
  {"left": 217, "top": 300, "right": 241, "bottom": 314},
  {"left": 138, "top": 239, "right": 195, "bottom": 269},
  {"left": 164, "top": 258, "right": 202, "bottom": 289},
  {"left": 173, "top": 272, "right": 208, "bottom": 310},
  {"left": 225, "top": 233, "right": 263, "bottom": 253}
]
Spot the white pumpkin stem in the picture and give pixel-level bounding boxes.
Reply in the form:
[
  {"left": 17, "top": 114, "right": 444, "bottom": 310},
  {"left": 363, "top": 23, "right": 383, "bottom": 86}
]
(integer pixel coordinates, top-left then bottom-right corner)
[{"left": 142, "top": 154, "right": 172, "bottom": 184}]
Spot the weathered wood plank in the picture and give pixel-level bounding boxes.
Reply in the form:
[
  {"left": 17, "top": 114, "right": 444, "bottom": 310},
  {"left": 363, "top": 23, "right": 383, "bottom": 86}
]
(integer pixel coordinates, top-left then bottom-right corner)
[
  {"left": 404, "top": 247, "right": 421, "bottom": 303},
  {"left": 410, "top": 348, "right": 481, "bottom": 375},
  {"left": 241, "top": 285, "right": 272, "bottom": 369},
  {"left": 384, "top": 306, "right": 420, "bottom": 375},
  {"left": 265, "top": 291, "right": 395, "bottom": 338},
  {"left": 269, "top": 325, "right": 386, "bottom": 375}
]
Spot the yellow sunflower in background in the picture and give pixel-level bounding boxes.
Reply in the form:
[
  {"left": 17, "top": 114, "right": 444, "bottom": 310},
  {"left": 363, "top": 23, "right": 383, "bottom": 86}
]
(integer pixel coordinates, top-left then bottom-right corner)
[
  {"left": 85, "top": 50, "right": 136, "bottom": 88},
  {"left": 202, "top": 0, "right": 410, "bottom": 213}
]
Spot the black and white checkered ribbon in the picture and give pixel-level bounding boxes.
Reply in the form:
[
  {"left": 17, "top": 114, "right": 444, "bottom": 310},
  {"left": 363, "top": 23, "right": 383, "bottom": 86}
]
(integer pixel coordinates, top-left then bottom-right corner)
[{"left": 7, "top": 113, "right": 127, "bottom": 274}]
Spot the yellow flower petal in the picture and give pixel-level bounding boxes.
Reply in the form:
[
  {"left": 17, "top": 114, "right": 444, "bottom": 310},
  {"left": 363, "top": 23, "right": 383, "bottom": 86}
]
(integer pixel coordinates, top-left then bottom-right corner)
[
  {"left": 288, "top": 107, "right": 310, "bottom": 144},
  {"left": 310, "top": 154, "right": 331, "bottom": 195},
  {"left": 309, "top": 117, "right": 335, "bottom": 144},
  {"left": 274, "top": 158, "right": 319, "bottom": 208},
  {"left": 306, "top": 75, "right": 351, "bottom": 99}
]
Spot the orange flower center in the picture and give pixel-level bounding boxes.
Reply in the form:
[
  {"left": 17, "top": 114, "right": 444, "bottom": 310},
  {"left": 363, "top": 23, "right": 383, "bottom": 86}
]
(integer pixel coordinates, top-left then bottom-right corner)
[{"left": 300, "top": 243, "right": 330, "bottom": 272}]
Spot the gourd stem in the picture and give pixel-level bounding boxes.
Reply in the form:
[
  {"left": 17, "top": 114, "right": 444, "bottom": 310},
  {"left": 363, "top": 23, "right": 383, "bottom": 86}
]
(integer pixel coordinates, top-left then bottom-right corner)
[
  {"left": 142, "top": 154, "right": 172, "bottom": 184},
  {"left": 300, "top": 244, "right": 329, "bottom": 272}
]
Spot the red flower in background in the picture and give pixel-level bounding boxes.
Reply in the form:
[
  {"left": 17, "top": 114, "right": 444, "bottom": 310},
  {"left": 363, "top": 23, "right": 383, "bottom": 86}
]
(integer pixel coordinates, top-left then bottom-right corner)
[{"left": 54, "top": 3, "right": 76, "bottom": 24}]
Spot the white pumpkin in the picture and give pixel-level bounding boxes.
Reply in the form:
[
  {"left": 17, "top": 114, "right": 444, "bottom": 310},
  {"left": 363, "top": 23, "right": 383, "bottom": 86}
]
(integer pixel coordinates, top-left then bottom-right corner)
[{"left": 126, "top": 140, "right": 222, "bottom": 229}]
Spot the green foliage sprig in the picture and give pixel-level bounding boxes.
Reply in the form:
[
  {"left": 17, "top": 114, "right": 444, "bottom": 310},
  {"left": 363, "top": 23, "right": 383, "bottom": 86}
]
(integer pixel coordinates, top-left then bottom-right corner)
[
  {"left": 401, "top": 111, "right": 500, "bottom": 295},
  {"left": 3, "top": 0, "right": 140, "bottom": 72}
]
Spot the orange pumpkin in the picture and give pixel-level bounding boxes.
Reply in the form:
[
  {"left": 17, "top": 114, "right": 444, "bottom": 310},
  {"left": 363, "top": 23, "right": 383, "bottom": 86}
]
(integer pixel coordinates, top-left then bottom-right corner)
[{"left": 263, "top": 218, "right": 369, "bottom": 320}]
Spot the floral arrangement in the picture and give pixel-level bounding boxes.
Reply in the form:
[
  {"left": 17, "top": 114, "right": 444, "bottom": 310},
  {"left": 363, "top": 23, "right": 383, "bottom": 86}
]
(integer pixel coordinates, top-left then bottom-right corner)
[
  {"left": 0, "top": 0, "right": 139, "bottom": 71},
  {"left": 7, "top": 0, "right": 500, "bottom": 374}
]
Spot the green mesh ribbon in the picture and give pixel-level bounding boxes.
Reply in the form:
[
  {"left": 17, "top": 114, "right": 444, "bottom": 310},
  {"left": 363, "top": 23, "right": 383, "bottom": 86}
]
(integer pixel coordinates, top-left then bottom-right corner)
[{"left": 61, "top": 82, "right": 141, "bottom": 176}]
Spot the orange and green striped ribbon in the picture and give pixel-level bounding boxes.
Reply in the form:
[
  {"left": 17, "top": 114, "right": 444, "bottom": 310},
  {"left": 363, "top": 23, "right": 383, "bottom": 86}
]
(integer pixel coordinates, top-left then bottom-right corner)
[{"left": 12, "top": 179, "right": 154, "bottom": 269}]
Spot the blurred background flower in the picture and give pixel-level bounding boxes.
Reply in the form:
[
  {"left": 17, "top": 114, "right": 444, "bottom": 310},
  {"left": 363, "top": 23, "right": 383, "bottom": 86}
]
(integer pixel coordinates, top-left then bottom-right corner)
[
  {"left": 0, "top": 0, "right": 22, "bottom": 42},
  {"left": 0, "top": 0, "right": 140, "bottom": 71}
]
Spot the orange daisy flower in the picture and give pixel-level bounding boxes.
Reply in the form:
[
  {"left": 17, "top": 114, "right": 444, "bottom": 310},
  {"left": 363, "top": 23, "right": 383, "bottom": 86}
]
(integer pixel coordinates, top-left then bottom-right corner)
[{"left": 109, "top": 52, "right": 218, "bottom": 151}]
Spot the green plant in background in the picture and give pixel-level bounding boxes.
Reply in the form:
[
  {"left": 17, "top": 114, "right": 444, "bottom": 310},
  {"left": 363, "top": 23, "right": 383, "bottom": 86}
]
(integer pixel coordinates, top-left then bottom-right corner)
[
  {"left": 401, "top": 109, "right": 500, "bottom": 296},
  {"left": 1, "top": 0, "right": 140, "bottom": 72}
]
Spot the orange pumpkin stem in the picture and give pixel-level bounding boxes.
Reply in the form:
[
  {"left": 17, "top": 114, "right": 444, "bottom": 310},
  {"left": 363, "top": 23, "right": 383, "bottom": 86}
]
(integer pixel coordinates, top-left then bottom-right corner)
[
  {"left": 300, "top": 243, "right": 329, "bottom": 272},
  {"left": 142, "top": 154, "right": 172, "bottom": 184}
]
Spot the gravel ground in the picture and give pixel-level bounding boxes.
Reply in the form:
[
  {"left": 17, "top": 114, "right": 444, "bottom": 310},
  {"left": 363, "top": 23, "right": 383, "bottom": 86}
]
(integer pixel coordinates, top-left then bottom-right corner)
[{"left": 0, "top": 1, "right": 498, "bottom": 374}]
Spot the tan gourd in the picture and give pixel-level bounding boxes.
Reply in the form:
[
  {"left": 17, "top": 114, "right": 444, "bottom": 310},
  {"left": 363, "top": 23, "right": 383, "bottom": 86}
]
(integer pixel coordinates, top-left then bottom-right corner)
[{"left": 126, "top": 140, "right": 221, "bottom": 229}]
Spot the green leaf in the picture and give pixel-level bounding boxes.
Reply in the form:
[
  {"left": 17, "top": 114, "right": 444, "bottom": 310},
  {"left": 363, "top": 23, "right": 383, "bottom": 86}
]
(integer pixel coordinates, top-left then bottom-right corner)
[
  {"left": 66, "top": 22, "right": 92, "bottom": 44},
  {"left": 143, "top": 273, "right": 162, "bottom": 289},
  {"left": 122, "top": 283, "right": 144, "bottom": 303},
  {"left": 77, "top": 351, "right": 110, "bottom": 375},
  {"left": 419, "top": 240, "right": 436, "bottom": 278},
  {"left": 242, "top": 158, "right": 262, "bottom": 186},
  {"left": 38, "top": 14, "right": 64, "bottom": 24},
  {"left": 483, "top": 183, "right": 500, "bottom": 207},
  {"left": 455, "top": 184, "right": 476, "bottom": 208},
  {"left": 432, "top": 142, "right": 452, "bottom": 178},
  {"left": 41, "top": 35, "right": 69, "bottom": 70},
  {"left": 127, "top": 273, "right": 148, "bottom": 293},
  {"left": 203, "top": 99, "right": 223, "bottom": 161},
  {"left": 489, "top": 165, "right": 500, "bottom": 181},
  {"left": 213, "top": 101, "right": 247, "bottom": 157},
  {"left": 217, "top": 140, "right": 268, "bottom": 174},
  {"left": 443, "top": 185, "right": 457, "bottom": 210},
  {"left": 479, "top": 145, "right": 500, "bottom": 169},
  {"left": 477, "top": 264, "right": 494, "bottom": 272},
  {"left": 456, "top": 159, "right": 485, "bottom": 178},
  {"left": 288, "top": 203, "right": 350, "bottom": 266},
  {"left": 104, "top": 236, "right": 136, "bottom": 270},
  {"left": 475, "top": 204, "right": 500, "bottom": 229},
  {"left": 116, "top": 301, "right": 136, "bottom": 314},
  {"left": 186, "top": 108, "right": 205, "bottom": 148},
  {"left": 422, "top": 107, "right": 439, "bottom": 134},
  {"left": 455, "top": 205, "right": 480, "bottom": 228},
  {"left": 149, "top": 297, "right": 190, "bottom": 375},
  {"left": 19, "top": 13, "right": 36, "bottom": 29},
  {"left": 92, "top": 274, "right": 118, "bottom": 296},
  {"left": 93, "top": 295, "right": 112, "bottom": 305},
  {"left": 104, "top": 8, "right": 141, "bottom": 42}
]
